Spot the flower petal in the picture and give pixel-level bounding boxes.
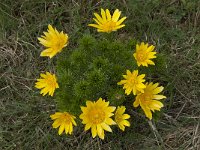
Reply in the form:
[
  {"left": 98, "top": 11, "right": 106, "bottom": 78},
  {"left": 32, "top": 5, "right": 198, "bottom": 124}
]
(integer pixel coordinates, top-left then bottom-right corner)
[
  {"left": 58, "top": 124, "right": 65, "bottom": 135},
  {"left": 91, "top": 125, "right": 97, "bottom": 138},
  {"left": 112, "top": 9, "right": 121, "bottom": 22},
  {"left": 101, "top": 123, "right": 112, "bottom": 132}
]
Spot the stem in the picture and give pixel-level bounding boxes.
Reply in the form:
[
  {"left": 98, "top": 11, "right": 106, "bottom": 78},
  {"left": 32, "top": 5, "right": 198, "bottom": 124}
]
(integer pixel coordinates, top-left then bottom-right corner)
[
  {"left": 104, "top": 32, "right": 114, "bottom": 41},
  {"left": 148, "top": 120, "right": 165, "bottom": 149}
]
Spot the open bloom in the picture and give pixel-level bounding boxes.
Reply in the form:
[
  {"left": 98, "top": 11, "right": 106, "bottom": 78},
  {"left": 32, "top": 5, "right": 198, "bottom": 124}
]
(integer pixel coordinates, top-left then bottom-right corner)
[
  {"left": 88, "top": 8, "right": 126, "bottom": 33},
  {"left": 133, "top": 42, "right": 157, "bottom": 67},
  {"left": 35, "top": 72, "right": 59, "bottom": 96},
  {"left": 118, "top": 70, "right": 146, "bottom": 95},
  {"left": 38, "top": 24, "right": 68, "bottom": 58},
  {"left": 133, "top": 82, "right": 166, "bottom": 120},
  {"left": 115, "top": 106, "right": 130, "bottom": 131},
  {"left": 50, "top": 112, "right": 77, "bottom": 135},
  {"left": 79, "top": 98, "right": 116, "bottom": 139}
]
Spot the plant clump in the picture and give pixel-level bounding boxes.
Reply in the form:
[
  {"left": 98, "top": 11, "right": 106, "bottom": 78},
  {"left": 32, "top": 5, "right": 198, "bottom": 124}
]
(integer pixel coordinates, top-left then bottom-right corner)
[
  {"left": 35, "top": 8, "right": 168, "bottom": 140},
  {"left": 56, "top": 35, "right": 136, "bottom": 115}
]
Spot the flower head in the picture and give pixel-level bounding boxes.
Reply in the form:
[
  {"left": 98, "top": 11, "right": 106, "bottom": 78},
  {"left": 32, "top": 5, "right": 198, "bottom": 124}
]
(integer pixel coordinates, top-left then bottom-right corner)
[
  {"left": 38, "top": 24, "right": 68, "bottom": 58},
  {"left": 133, "top": 82, "right": 166, "bottom": 120},
  {"left": 115, "top": 106, "right": 130, "bottom": 131},
  {"left": 118, "top": 70, "right": 146, "bottom": 95},
  {"left": 133, "top": 42, "right": 157, "bottom": 67},
  {"left": 35, "top": 72, "right": 59, "bottom": 96},
  {"left": 79, "top": 98, "right": 116, "bottom": 139},
  {"left": 50, "top": 112, "right": 77, "bottom": 135},
  {"left": 88, "top": 8, "right": 126, "bottom": 33}
]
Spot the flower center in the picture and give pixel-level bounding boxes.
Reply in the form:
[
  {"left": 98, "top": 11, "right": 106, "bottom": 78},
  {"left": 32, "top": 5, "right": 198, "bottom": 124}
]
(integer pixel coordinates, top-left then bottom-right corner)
[
  {"left": 128, "top": 76, "right": 138, "bottom": 85},
  {"left": 61, "top": 113, "right": 71, "bottom": 124},
  {"left": 137, "top": 52, "right": 147, "bottom": 61},
  {"left": 140, "top": 92, "right": 153, "bottom": 103},
  {"left": 104, "top": 21, "right": 117, "bottom": 32},
  {"left": 52, "top": 35, "right": 66, "bottom": 52},
  {"left": 47, "top": 76, "right": 56, "bottom": 87},
  {"left": 115, "top": 114, "right": 122, "bottom": 123},
  {"left": 89, "top": 109, "right": 105, "bottom": 124},
  {"left": 54, "top": 40, "right": 64, "bottom": 51}
]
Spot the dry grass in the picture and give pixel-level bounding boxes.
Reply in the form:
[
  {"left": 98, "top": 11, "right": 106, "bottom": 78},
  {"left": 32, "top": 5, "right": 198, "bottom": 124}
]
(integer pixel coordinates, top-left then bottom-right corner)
[{"left": 0, "top": 0, "right": 200, "bottom": 149}]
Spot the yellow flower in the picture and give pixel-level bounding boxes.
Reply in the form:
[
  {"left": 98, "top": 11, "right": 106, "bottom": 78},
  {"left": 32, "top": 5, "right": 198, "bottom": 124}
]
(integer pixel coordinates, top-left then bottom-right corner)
[
  {"left": 38, "top": 24, "right": 68, "bottom": 58},
  {"left": 115, "top": 106, "right": 130, "bottom": 131},
  {"left": 35, "top": 72, "right": 59, "bottom": 96},
  {"left": 133, "top": 42, "right": 157, "bottom": 67},
  {"left": 79, "top": 98, "right": 116, "bottom": 139},
  {"left": 50, "top": 112, "right": 77, "bottom": 135},
  {"left": 133, "top": 82, "right": 166, "bottom": 120},
  {"left": 118, "top": 70, "right": 146, "bottom": 95},
  {"left": 88, "top": 8, "right": 126, "bottom": 33}
]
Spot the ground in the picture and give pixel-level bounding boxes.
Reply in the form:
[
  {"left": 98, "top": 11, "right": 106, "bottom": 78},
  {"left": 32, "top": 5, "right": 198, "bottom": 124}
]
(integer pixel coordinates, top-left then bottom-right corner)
[{"left": 0, "top": 0, "right": 200, "bottom": 149}]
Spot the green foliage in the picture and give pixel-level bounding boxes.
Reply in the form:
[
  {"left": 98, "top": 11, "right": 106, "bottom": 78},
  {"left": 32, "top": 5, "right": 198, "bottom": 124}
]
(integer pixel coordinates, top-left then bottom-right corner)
[
  {"left": 56, "top": 35, "right": 130, "bottom": 114},
  {"left": 56, "top": 34, "right": 168, "bottom": 115},
  {"left": 107, "top": 88, "right": 126, "bottom": 106}
]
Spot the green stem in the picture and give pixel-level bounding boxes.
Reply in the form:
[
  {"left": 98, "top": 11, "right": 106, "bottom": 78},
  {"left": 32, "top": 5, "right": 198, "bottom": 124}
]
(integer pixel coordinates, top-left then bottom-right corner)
[{"left": 148, "top": 120, "right": 166, "bottom": 149}]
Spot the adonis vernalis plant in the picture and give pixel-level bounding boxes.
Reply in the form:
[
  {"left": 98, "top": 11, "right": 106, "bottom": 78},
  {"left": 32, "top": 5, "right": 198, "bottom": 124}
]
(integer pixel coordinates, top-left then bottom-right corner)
[
  {"left": 115, "top": 106, "right": 130, "bottom": 131},
  {"left": 35, "top": 8, "right": 168, "bottom": 140},
  {"left": 35, "top": 72, "right": 59, "bottom": 96},
  {"left": 80, "top": 98, "right": 116, "bottom": 139},
  {"left": 88, "top": 8, "right": 126, "bottom": 33},
  {"left": 50, "top": 112, "right": 77, "bottom": 135},
  {"left": 38, "top": 24, "right": 68, "bottom": 58},
  {"left": 133, "top": 82, "right": 166, "bottom": 120},
  {"left": 133, "top": 42, "right": 157, "bottom": 67},
  {"left": 118, "top": 70, "right": 146, "bottom": 95}
]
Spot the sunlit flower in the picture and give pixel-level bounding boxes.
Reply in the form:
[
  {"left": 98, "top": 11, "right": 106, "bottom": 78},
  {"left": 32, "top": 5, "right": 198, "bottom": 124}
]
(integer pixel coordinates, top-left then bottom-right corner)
[
  {"left": 133, "top": 82, "right": 166, "bottom": 120},
  {"left": 115, "top": 106, "right": 130, "bottom": 131},
  {"left": 35, "top": 72, "right": 59, "bottom": 96},
  {"left": 50, "top": 112, "right": 77, "bottom": 135},
  {"left": 38, "top": 24, "right": 68, "bottom": 58},
  {"left": 88, "top": 8, "right": 126, "bottom": 33},
  {"left": 118, "top": 70, "right": 146, "bottom": 95},
  {"left": 133, "top": 42, "right": 157, "bottom": 67},
  {"left": 79, "top": 98, "right": 116, "bottom": 139}
]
